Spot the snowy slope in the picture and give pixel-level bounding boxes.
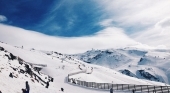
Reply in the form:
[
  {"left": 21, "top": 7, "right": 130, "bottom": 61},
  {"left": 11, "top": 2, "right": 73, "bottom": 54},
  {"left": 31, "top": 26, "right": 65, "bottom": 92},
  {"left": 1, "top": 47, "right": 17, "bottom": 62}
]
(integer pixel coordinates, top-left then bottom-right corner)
[
  {"left": 0, "top": 42, "right": 169, "bottom": 93},
  {"left": 72, "top": 48, "right": 170, "bottom": 84},
  {"left": 0, "top": 42, "right": 112, "bottom": 93}
]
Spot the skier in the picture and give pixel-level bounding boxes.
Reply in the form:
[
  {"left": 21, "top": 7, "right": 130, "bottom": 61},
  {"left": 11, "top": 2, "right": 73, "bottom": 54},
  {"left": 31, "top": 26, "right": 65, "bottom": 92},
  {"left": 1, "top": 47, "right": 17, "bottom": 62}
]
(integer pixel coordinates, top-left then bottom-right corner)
[
  {"left": 46, "top": 81, "right": 49, "bottom": 88},
  {"left": 61, "top": 88, "right": 64, "bottom": 92},
  {"left": 21, "top": 88, "right": 26, "bottom": 93},
  {"left": 110, "top": 87, "right": 113, "bottom": 93},
  {"left": 132, "top": 89, "right": 135, "bottom": 93},
  {"left": 25, "top": 81, "right": 30, "bottom": 93},
  {"left": 9, "top": 72, "right": 13, "bottom": 78}
]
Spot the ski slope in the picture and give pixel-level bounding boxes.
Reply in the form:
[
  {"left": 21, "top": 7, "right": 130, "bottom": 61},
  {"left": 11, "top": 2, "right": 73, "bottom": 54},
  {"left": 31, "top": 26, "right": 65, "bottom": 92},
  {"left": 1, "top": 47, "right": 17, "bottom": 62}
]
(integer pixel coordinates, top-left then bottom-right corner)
[{"left": 0, "top": 42, "right": 169, "bottom": 93}]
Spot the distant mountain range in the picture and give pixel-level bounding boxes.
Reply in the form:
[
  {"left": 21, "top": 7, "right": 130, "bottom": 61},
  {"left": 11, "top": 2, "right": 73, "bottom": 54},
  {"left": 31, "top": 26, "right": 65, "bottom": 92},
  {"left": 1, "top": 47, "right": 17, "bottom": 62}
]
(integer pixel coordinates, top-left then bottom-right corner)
[{"left": 64, "top": 48, "right": 170, "bottom": 84}]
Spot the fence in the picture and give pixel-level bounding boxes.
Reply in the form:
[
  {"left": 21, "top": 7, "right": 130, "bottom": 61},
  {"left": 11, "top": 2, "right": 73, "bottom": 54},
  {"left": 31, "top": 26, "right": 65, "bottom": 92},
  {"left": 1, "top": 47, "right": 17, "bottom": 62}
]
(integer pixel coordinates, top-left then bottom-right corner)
[
  {"left": 68, "top": 70, "right": 86, "bottom": 76},
  {"left": 68, "top": 76, "right": 170, "bottom": 93},
  {"left": 25, "top": 61, "right": 47, "bottom": 67}
]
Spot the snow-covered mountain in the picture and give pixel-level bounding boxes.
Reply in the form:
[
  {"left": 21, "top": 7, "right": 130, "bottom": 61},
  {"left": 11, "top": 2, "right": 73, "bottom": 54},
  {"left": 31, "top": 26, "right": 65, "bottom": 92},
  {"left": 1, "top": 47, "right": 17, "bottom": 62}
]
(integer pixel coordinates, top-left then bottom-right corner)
[
  {"left": 0, "top": 41, "right": 170, "bottom": 93},
  {"left": 70, "top": 48, "right": 170, "bottom": 84},
  {"left": 0, "top": 45, "right": 53, "bottom": 87}
]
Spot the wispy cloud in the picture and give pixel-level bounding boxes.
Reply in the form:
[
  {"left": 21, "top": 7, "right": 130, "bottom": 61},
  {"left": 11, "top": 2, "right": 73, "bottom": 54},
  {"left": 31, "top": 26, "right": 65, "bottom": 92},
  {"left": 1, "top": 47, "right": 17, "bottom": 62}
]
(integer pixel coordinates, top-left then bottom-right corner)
[
  {"left": 131, "top": 17, "right": 170, "bottom": 49},
  {"left": 35, "top": 0, "right": 104, "bottom": 36},
  {"left": 1, "top": 0, "right": 170, "bottom": 50},
  {"left": 95, "top": 0, "right": 170, "bottom": 49},
  {"left": 0, "top": 15, "right": 7, "bottom": 22},
  {"left": 0, "top": 24, "right": 141, "bottom": 54},
  {"left": 99, "top": 19, "right": 115, "bottom": 27},
  {"left": 156, "top": 17, "right": 170, "bottom": 28},
  {"left": 96, "top": 0, "right": 170, "bottom": 28}
]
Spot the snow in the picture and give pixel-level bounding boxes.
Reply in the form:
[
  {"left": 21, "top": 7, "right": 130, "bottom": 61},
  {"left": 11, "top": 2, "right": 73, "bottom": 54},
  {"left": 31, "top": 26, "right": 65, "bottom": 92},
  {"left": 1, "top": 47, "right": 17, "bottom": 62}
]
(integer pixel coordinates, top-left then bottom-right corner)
[
  {"left": 0, "top": 42, "right": 170, "bottom": 93},
  {"left": 72, "top": 48, "right": 170, "bottom": 84}
]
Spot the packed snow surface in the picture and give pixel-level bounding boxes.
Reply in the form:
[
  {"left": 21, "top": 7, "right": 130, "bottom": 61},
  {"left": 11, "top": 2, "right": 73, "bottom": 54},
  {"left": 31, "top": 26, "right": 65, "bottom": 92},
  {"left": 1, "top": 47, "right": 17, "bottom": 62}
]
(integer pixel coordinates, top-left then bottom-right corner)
[{"left": 0, "top": 42, "right": 169, "bottom": 93}]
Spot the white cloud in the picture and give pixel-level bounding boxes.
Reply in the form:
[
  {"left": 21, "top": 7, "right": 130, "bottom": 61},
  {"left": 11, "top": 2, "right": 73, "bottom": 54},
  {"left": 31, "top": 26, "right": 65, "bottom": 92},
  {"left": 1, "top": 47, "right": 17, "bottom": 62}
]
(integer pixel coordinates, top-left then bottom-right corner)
[
  {"left": 0, "top": 15, "right": 7, "bottom": 22},
  {"left": 1, "top": 0, "right": 169, "bottom": 52},
  {"left": 0, "top": 24, "right": 142, "bottom": 54},
  {"left": 131, "top": 17, "right": 170, "bottom": 48},
  {"left": 96, "top": 0, "right": 170, "bottom": 27},
  {"left": 156, "top": 45, "right": 167, "bottom": 49},
  {"left": 95, "top": 0, "right": 170, "bottom": 49},
  {"left": 155, "top": 17, "right": 170, "bottom": 28},
  {"left": 99, "top": 19, "right": 114, "bottom": 27}
]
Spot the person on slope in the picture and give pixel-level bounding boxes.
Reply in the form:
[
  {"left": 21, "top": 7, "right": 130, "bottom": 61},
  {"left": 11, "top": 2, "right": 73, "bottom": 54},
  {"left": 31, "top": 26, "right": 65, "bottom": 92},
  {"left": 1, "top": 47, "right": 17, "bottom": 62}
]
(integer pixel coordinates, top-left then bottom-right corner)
[
  {"left": 132, "top": 89, "right": 135, "bottom": 93},
  {"left": 21, "top": 88, "right": 26, "bottom": 93},
  {"left": 46, "top": 81, "right": 49, "bottom": 88},
  {"left": 25, "top": 81, "right": 30, "bottom": 93},
  {"left": 61, "top": 88, "right": 64, "bottom": 92},
  {"left": 110, "top": 87, "right": 113, "bottom": 93}
]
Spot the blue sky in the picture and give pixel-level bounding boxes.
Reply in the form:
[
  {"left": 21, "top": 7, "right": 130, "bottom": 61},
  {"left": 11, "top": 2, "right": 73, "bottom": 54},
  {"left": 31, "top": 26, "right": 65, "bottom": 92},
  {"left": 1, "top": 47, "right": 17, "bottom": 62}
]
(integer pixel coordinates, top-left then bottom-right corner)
[
  {"left": 1, "top": 0, "right": 169, "bottom": 37},
  {"left": 0, "top": 0, "right": 149, "bottom": 37},
  {"left": 0, "top": 0, "right": 170, "bottom": 53},
  {"left": 0, "top": 0, "right": 107, "bottom": 36}
]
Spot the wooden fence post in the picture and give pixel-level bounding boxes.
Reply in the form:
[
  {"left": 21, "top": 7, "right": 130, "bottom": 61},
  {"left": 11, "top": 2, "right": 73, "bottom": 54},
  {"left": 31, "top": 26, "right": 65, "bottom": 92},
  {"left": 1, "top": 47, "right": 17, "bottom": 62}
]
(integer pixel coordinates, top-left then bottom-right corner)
[
  {"left": 134, "top": 85, "right": 136, "bottom": 91},
  {"left": 102, "top": 83, "right": 103, "bottom": 89},
  {"left": 108, "top": 83, "right": 109, "bottom": 89},
  {"left": 122, "top": 84, "right": 123, "bottom": 90},
  {"left": 89, "top": 81, "right": 90, "bottom": 87},
  {"left": 85, "top": 81, "right": 87, "bottom": 87},
  {"left": 95, "top": 82, "right": 96, "bottom": 88},
  {"left": 161, "top": 86, "right": 163, "bottom": 93},
  {"left": 97, "top": 83, "right": 99, "bottom": 89},
  {"left": 91, "top": 82, "right": 92, "bottom": 88},
  {"left": 104, "top": 83, "right": 105, "bottom": 89},
  {"left": 86, "top": 82, "right": 87, "bottom": 87},
  {"left": 167, "top": 86, "right": 169, "bottom": 93},
  {"left": 147, "top": 85, "right": 149, "bottom": 93},
  {"left": 80, "top": 81, "right": 82, "bottom": 86}
]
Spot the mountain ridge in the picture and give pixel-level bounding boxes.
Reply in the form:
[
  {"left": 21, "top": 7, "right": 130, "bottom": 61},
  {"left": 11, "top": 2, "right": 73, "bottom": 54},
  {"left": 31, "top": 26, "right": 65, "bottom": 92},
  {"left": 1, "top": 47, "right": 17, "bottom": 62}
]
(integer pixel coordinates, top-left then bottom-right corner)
[{"left": 69, "top": 48, "right": 170, "bottom": 84}]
